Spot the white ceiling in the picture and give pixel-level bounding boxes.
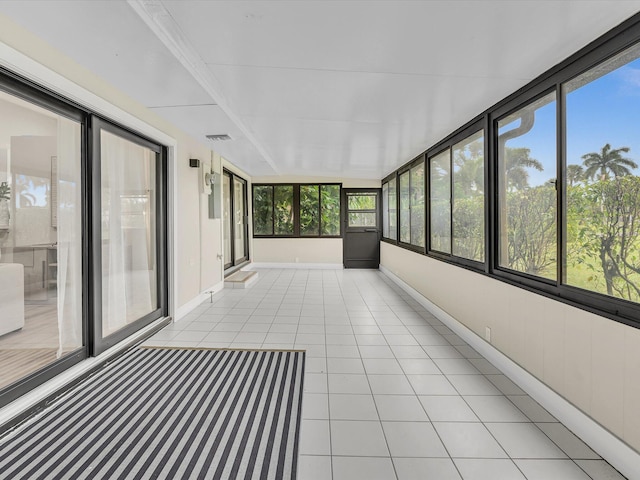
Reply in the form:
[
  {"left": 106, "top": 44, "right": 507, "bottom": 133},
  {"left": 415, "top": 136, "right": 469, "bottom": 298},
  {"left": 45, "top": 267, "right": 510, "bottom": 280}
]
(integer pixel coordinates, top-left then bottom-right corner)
[{"left": 1, "top": 1, "right": 640, "bottom": 179}]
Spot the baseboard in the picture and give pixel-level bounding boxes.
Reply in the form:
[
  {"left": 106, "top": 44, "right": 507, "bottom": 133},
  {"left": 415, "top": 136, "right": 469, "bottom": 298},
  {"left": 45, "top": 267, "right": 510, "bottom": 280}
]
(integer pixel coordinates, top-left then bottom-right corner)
[
  {"left": 247, "top": 262, "right": 343, "bottom": 270},
  {"left": 175, "top": 280, "right": 224, "bottom": 321},
  {"left": 380, "top": 266, "right": 640, "bottom": 480}
]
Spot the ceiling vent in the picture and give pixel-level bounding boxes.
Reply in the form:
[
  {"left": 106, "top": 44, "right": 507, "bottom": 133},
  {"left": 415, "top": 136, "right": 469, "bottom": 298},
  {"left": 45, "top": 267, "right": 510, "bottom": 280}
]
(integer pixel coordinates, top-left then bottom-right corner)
[{"left": 206, "top": 134, "right": 233, "bottom": 142}]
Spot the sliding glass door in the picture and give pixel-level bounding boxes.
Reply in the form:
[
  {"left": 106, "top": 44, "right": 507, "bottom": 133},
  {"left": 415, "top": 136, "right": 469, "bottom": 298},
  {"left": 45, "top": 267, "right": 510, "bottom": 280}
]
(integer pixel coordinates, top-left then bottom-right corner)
[
  {"left": 0, "top": 72, "right": 168, "bottom": 407},
  {"left": 223, "top": 170, "right": 249, "bottom": 270},
  {"left": 92, "top": 118, "right": 167, "bottom": 355},
  {"left": 0, "top": 81, "right": 85, "bottom": 405}
]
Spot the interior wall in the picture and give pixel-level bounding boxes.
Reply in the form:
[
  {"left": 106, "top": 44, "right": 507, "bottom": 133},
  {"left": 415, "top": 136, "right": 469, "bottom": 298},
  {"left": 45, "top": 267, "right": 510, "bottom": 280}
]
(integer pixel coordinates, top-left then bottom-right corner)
[
  {"left": 381, "top": 242, "right": 640, "bottom": 453},
  {"left": 253, "top": 238, "right": 342, "bottom": 264},
  {"left": 0, "top": 14, "right": 224, "bottom": 311}
]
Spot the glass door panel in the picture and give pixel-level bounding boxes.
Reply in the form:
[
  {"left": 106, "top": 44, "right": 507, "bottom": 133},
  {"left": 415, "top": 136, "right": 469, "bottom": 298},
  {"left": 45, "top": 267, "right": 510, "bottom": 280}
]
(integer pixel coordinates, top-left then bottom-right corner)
[
  {"left": 223, "top": 172, "right": 232, "bottom": 269},
  {"left": 93, "top": 119, "right": 165, "bottom": 354},
  {"left": 100, "top": 130, "right": 157, "bottom": 337},
  {"left": 233, "top": 177, "right": 247, "bottom": 263},
  {"left": 0, "top": 91, "right": 83, "bottom": 391}
]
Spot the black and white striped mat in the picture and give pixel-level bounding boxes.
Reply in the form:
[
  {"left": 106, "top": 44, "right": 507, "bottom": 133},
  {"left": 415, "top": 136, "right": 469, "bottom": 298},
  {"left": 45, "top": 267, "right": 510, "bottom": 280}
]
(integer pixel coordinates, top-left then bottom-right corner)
[{"left": 0, "top": 347, "right": 305, "bottom": 480}]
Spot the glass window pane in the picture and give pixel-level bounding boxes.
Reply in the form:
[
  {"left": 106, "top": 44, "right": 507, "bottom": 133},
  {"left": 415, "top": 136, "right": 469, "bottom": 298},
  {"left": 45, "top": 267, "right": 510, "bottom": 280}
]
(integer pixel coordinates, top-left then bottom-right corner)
[
  {"left": 0, "top": 92, "right": 82, "bottom": 389},
  {"left": 252, "top": 185, "right": 273, "bottom": 235},
  {"left": 498, "top": 93, "right": 557, "bottom": 279},
  {"left": 430, "top": 150, "right": 451, "bottom": 253},
  {"left": 564, "top": 44, "right": 640, "bottom": 302},
  {"left": 452, "top": 131, "right": 485, "bottom": 262},
  {"left": 348, "top": 212, "right": 377, "bottom": 227},
  {"left": 388, "top": 179, "right": 397, "bottom": 240},
  {"left": 348, "top": 193, "right": 376, "bottom": 210},
  {"left": 399, "top": 171, "right": 410, "bottom": 243},
  {"left": 320, "top": 184, "right": 340, "bottom": 236},
  {"left": 382, "top": 182, "right": 389, "bottom": 238},
  {"left": 101, "top": 130, "right": 157, "bottom": 336},
  {"left": 410, "top": 162, "right": 425, "bottom": 247},
  {"left": 274, "top": 185, "right": 294, "bottom": 235},
  {"left": 300, "top": 185, "right": 320, "bottom": 236}
]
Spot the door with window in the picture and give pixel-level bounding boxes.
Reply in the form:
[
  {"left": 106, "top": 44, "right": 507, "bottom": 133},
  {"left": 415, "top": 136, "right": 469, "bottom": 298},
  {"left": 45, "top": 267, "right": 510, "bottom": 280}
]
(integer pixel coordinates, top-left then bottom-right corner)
[{"left": 343, "top": 189, "right": 381, "bottom": 268}]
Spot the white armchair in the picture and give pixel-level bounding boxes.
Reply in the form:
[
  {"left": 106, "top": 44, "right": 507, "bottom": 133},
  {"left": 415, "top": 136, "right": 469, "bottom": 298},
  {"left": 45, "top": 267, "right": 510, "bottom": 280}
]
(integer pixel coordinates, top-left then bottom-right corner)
[{"left": 0, "top": 263, "right": 25, "bottom": 337}]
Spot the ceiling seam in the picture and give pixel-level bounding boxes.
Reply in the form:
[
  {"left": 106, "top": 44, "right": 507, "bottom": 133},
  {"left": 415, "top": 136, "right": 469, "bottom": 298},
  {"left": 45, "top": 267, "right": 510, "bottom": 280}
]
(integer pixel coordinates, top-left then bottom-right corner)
[
  {"left": 148, "top": 103, "right": 218, "bottom": 109},
  {"left": 127, "top": 0, "right": 279, "bottom": 175},
  {"left": 204, "top": 61, "right": 534, "bottom": 81}
]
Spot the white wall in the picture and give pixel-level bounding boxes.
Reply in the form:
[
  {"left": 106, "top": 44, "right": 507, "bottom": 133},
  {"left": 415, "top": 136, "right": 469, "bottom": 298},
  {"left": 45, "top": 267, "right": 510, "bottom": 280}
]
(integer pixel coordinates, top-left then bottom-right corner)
[{"left": 381, "top": 242, "right": 640, "bottom": 453}]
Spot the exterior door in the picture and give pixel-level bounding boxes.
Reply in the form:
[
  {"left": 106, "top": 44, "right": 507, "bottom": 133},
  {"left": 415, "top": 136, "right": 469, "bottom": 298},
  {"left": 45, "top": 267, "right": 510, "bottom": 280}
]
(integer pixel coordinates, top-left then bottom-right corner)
[
  {"left": 223, "top": 170, "right": 249, "bottom": 271},
  {"left": 343, "top": 189, "right": 382, "bottom": 268}
]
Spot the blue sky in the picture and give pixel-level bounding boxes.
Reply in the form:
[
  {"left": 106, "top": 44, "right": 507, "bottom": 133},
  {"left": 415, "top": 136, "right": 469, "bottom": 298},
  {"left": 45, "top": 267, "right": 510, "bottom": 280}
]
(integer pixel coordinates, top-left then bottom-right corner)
[{"left": 500, "top": 57, "right": 640, "bottom": 186}]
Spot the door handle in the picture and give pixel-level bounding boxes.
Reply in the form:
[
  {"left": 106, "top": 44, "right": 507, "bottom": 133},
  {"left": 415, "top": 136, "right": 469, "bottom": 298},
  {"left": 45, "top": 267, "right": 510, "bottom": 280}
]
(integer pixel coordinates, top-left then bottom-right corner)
[{"left": 365, "top": 228, "right": 378, "bottom": 232}]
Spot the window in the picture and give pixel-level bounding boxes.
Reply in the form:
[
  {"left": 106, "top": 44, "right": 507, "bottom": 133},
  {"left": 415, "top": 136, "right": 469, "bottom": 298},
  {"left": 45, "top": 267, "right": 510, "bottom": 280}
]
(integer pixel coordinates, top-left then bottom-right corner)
[
  {"left": 382, "top": 178, "right": 398, "bottom": 241},
  {"left": 564, "top": 44, "right": 640, "bottom": 303},
  {"left": 399, "top": 171, "right": 410, "bottom": 243},
  {"left": 428, "top": 130, "right": 485, "bottom": 263},
  {"left": 396, "top": 158, "right": 425, "bottom": 248},
  {"left": 252, "top": 183, "right": 341, "bottom": 237},
  {"left": 429, "top": 150, "right": 451, "bottom": 254},
  {"left": 452, "top": 131, "right": 485, "bottom": 262},
  {"left": 410, "top": 162, "right": 425, "bottom": 248},
  {"left": 382, "top": 182, "right": 389, "bottom": 238},
  {"left": 320, "top": 184, "right": 341, "bottom": 236},
  {"left": 347, "top": 192, "right": 377, "bottom": 227},
  {"left": 252, "top": 185, "right": 273, "bottom": 235},
  {"left": 384, "top": 17, "right": 640, "bottom": 326},
  {"left": 498, "top": 92, "right": 557, "bottom": 280},
  {"left": 274, "top": 185, "right": 294, "bottom": 235},
  {"left": 300, "top": 185, "right": 319, "bottom": 236}
]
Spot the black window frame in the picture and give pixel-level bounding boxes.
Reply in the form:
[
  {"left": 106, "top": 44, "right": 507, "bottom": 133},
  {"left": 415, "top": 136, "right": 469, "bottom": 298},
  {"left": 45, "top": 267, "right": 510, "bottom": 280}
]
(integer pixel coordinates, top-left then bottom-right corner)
[
  {"left": 252, "top": 183, "right": 342, "bottom": 238},
  {"left": 426, "top": 120, "right": 487, "bottom": 272},
  {"left": 380, "top": 13, "right": 640, "bottom": 329}
]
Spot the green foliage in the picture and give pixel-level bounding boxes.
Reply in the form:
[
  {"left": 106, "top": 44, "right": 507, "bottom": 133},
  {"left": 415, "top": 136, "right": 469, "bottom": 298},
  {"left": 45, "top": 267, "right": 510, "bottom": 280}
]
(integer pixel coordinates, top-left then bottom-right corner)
[
  {"left": 274, "top": 185, "right": 294, "bottom": 235},
  {"left": 300, "top": 185, "right": 319, "bottom": 235},
  {"left": 503, "top": 185, "right": 556, "bottom": 277},
  {"left": 252, "top": 185, "right": 273, "bottom": 235},
  {"left": 452, "top": 195, "right": 484, "bottom": 262},
  {"left": 567, "top": 176, "right": 640, "bottom": 301},
  {"left": 320, "top": 185, "right": 340, "bottom": 236}
]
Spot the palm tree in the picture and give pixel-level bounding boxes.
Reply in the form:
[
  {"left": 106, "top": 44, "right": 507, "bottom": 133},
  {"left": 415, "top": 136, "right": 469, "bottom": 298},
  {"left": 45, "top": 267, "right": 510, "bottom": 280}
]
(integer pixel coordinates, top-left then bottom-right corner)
[
  {"left": 566, "top": 164, "right": 585, "bottom": 187},
  {"left": 503, "top": 147, "right": 543, "bottom": 191},
  {"left": 582, "top": 144, "right": 637, "bottom": 181}
]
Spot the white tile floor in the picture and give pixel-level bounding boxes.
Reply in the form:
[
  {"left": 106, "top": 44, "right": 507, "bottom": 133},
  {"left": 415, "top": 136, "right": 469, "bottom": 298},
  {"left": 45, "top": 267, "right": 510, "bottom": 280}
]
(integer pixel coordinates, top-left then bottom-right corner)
[{"left": 143, "top": 269, "right": 627, "bottom": 480}]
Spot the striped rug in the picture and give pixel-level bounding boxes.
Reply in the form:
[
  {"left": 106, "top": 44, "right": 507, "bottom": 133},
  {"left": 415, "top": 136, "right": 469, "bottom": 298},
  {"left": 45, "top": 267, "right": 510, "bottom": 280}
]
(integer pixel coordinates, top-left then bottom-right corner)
[{"left": 0, "top": 347, "right": 305, "bottom": 480}]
